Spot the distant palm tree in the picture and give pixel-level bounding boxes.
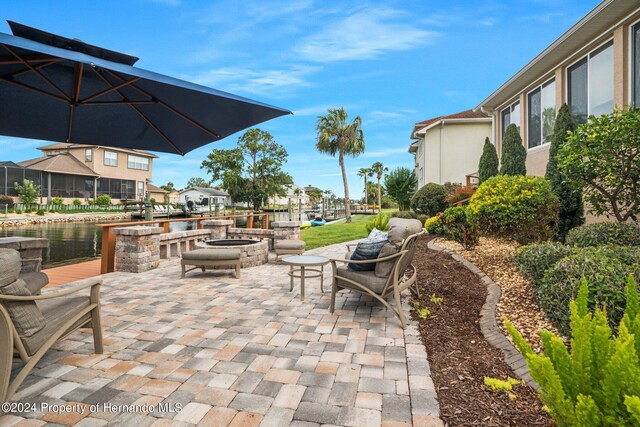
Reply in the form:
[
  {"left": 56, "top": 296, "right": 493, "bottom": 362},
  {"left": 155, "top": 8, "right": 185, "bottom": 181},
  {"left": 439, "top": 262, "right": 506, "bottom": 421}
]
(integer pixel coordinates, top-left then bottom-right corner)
[
  {"left": 371, "top": 162, "right": 388, "bottom": 212},
  {"left": 357, "top": 167, "right": 373, "bottom": 211},
  {"left": 316, "top": 108, "right": 365, "bottom": 223}
]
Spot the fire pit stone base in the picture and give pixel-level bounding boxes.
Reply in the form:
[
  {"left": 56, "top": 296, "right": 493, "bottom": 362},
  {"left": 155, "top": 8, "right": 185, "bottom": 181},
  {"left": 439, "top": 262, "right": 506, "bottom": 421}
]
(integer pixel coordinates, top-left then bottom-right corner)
[{"left": 204, "top": 239, "right": 269, "bottom": 268}]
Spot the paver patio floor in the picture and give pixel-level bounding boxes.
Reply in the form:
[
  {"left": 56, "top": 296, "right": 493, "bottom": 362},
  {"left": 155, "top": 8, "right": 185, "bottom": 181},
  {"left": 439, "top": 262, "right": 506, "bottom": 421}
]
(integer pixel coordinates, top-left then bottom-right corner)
[{"left": 1, "top": 241, "right": 441, "bottom": 426}]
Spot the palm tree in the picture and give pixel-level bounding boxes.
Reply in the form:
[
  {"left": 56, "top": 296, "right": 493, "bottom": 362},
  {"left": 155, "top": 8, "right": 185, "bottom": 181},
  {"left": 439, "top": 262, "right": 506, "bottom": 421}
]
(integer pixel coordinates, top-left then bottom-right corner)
[
  {"left": 371, "top": 162, "right": 388, "bottom": 213},
  {"left": 316, "top": 108, "right": 365, "bottom": 223},
  {"left": 357, "top": 167, "right": 373, "bottom": 212}
]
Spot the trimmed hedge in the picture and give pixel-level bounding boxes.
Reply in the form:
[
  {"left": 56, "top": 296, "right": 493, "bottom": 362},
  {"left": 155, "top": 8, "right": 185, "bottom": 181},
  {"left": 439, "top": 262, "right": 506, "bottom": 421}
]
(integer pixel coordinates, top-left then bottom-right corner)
[
  {"left": 514, "top": 242, "right": 572, "bottom": 289},
  {"left": 439, "top": 206, "right": 478, "bottom": 249},
  {"left": 566, "top": 222, "right": 640, "bottom": 248},
  {"left": 424, "top": 215, "right": 443, "bottom": 235},
  {"left": 411, "top": 183, "right": 448, "bottom": 217},
  {"left": 538, "top": 245, "right": 640, "bottom": 335},
  {"left": 467, "top": 175, "right": 559, "bottom": 244}
]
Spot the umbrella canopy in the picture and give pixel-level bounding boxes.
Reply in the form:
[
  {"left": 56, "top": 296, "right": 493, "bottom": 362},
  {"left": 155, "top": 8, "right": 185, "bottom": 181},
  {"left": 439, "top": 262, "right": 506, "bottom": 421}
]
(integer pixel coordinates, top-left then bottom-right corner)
[{"left": 0, "top": 22, "right": 291, "bottom": 155}]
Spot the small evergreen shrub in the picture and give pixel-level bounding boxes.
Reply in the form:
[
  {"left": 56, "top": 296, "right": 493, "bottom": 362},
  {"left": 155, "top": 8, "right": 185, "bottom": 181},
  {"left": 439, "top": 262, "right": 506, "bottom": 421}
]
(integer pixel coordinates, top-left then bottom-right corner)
[
  {"left": 514, "top": 242, "right": 572, "bottom": 289},
  {"left": 95, "top": 195, "right": 111, "bottom": 206},
  {"left": 539, "top": 246, "right": 640, "bottom": 335},
  {"left": 500, "top": 124, "right": 526, "bottom": 176},
  {"left": 0, "top": 195, "right": 14, "bottom": 208},
  {"left": 72, "top": 199, "right": 82, "bottom": 206},
  {"left": 392, "top": 211, "right": 417, "bottom": 219},
  {"left": 566, "top": 222, "right": 640, "bottom": 248},
  {"left": 478, "top": 137, "right": 499, "bottom": 184},
  {"left": 467, "top": 175, "right": 559, "bottom": 244},
  {"left": 14, "top": 208, "right": 22, "bottom": 214},
  {"left": 366, "top": 212, "right": 389, "bottom": 233},
  {"left": 424, "top": 215, "right": 443, "bottom": 235},
  {"left": 51, "top": 197, "right": 64, "bottom": 206},
  {"left": 439, "top": 206, "right": 478, "bottom": 249},
  {"left": 411, "top": 183, "right": 448, "bottom": 216},
  {"left": 507, "top": 276, "right": 640, "bottom": 426},
  {"left": 36, "top": 209, "right": 45, "bottom": 216}
]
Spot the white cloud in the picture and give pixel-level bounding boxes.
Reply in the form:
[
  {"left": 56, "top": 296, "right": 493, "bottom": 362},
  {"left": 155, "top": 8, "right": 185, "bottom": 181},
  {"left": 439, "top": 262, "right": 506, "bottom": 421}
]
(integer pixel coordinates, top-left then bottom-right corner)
[
  {"left": 360, "top": 148, "right": 409, "bottom": 158},
  {"left": 296, "top": 7, "right": 438, "bottom": 62},
  {"left": 368, "top": 109, "right": 416, "bottom": 121}
]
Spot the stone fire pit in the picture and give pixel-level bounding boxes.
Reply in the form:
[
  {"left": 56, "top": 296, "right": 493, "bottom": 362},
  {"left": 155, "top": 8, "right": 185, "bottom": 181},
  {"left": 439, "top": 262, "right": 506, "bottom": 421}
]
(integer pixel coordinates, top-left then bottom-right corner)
[{"left": 204, "top": 239, "right": 269, "bottom": 268}]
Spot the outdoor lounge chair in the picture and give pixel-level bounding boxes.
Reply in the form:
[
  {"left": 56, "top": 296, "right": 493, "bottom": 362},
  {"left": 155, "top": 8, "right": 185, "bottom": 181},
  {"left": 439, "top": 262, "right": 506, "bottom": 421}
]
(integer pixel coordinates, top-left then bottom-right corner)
[
  {"left": 329, "top": 218, "right": 425, "bottom": 328},
  {"left": 0, "top": 248, "right": 102, "bottom": 406}
]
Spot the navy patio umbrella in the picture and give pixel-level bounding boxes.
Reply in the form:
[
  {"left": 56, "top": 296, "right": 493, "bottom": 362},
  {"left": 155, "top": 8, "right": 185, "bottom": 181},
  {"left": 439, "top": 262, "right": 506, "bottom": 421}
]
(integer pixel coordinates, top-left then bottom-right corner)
[{"left": 0, "top": 21, "right": 291, "bottom": 155}]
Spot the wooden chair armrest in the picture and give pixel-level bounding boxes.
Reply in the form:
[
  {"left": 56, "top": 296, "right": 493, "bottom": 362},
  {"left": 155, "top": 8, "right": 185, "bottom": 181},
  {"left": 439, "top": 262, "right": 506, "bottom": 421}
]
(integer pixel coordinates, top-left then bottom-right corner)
[{"left": 0, "top": 278, "right": 102, "bottom": 301}]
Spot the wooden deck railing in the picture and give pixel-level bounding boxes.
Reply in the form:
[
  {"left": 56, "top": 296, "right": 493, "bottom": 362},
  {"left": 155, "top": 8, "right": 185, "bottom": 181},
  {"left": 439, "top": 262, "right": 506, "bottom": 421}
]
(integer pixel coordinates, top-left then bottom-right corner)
[{"left": 97, "top": 213, "right": 269, "bottom": 274}]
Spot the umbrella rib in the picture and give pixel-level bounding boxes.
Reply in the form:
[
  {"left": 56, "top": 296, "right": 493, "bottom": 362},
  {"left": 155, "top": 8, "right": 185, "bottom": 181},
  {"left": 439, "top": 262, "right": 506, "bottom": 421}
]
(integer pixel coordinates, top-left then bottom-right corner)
[
  {"left": 80, "top": 77, "right": 141, "bottom": 104},
  {"left": 1, "top": 44, "right": 71, "bottom": 102},
  {"left": 67, "top": 64, "right": 84, "bottom": 142},
  {"left": 0, "top": 76, "right": 68, "bottom": 102},
  {"left": 102, "top": 69, "right": 221, "bottom": 139},
  {"left": 0, "top": 53, "right": 57, "bottom": 65},
  {"left": 9, "top": 59, "right": 63, "bottom": 79},
  {"left": 89, "top": 67, "right": 184, "bottom": 155},
  {"left": 83, "top": 100, "right": 158, "bottom": 106}
]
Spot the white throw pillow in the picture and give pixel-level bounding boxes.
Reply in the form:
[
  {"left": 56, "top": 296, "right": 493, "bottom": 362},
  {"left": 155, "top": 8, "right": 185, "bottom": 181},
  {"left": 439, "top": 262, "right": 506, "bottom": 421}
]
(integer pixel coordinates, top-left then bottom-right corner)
[{"left": 367, "top": 227, "right": 388, "bottom": 243}]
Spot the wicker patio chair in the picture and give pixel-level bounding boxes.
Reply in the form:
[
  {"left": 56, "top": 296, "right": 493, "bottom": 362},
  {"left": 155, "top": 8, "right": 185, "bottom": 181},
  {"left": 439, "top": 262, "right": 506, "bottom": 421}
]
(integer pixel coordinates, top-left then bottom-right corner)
[
  {"left": 329, "top": 218, "right": 425, "bottom": 328},
  {"left": 0, "top": 249, "right": 102, "bottom": 406}
]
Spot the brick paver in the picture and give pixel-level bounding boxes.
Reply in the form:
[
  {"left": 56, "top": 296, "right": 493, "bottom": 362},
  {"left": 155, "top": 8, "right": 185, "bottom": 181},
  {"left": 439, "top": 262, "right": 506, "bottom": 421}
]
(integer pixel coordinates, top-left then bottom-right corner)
[{"left": 1, "top": 241, "right": 440, "bottom": 426}]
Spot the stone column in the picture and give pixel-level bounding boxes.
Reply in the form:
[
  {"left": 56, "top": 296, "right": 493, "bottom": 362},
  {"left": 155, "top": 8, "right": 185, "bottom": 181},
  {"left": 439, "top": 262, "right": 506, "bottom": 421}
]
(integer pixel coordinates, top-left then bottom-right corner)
[
  {"left": 112, "top": 226, "right": 162, "bottom": 273},
  {"left": 0, "top": 237, "right": 49, "bottom": 272},
  {"left": 271, "top": 221, "right": 301, "bottom": 242},
  {"left": 202, "top": 219, "right": 233, "bottom": 240}
]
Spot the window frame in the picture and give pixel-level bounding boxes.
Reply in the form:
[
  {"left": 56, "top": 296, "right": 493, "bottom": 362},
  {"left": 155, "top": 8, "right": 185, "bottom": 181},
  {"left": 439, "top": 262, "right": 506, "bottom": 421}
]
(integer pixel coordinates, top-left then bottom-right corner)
[
  {"left": 500, "top": 100, "right": 520, "bottom": 136},
  {"left": 526, "top": 78, "right": 556, "bottom": 151},
  {"left": 137, "top": 181, "right": 144, "bottom": 197},
  {"left": 85, "top": 148, "right": 92, "bottom": 162},
  {"left": 631, "top": 20, "right": 640, "bottom": 108},
  {"left": 103, "top": 150, "right": 118, "bottom": 167},
  {"left": 127, "top": 154, "right": 150, "bottom": 171},
  {"left": 565, "top": 38, "right": 614, "bottom": 123}
]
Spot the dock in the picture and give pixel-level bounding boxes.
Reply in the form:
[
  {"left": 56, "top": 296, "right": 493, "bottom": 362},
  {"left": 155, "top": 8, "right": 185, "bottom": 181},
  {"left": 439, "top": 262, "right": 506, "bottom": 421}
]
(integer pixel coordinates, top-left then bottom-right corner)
[{"left": 43, "top": 259, "right": 101, "bottom": 287}]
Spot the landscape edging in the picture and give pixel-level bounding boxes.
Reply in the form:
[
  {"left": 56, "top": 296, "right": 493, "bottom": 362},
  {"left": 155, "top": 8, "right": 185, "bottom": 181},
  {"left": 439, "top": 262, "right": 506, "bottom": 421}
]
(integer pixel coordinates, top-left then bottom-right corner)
[{"left": 427, "top": 239, "right": 538, "bottom": 389}]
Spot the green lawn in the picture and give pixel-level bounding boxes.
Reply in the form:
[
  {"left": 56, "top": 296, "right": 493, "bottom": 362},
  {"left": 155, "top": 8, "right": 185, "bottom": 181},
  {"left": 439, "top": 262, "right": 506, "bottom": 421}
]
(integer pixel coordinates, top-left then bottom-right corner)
[{"left": 301, "top": 215, "right": 371, "bottom": 249}]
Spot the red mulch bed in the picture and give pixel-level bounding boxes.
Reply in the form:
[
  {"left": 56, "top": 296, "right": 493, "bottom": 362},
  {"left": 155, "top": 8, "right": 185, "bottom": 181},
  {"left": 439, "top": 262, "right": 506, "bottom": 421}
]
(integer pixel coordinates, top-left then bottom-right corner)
[{"left": 412, "top": 236, "right": 553, "bottom": 426}]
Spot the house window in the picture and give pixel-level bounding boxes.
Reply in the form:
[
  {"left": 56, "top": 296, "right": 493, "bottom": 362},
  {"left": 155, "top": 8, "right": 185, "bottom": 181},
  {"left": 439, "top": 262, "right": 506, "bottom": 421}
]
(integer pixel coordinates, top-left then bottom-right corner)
[
  {"left": 568, "top": 41, "right": 614, "bottom": 124},
  {"left": 85, "top": 148, "right": 92, "bottom": 162},
  {"left": 501, "top": 101, "right": 520, "bottom": 135},
  {"left": 128, "top": 155, "right": 149, "bottom": 171},
  {"left": 137, "top": 181, "right": 144, "bottom": 197},
  {"left": 104, "top": 150, "right": 118, "bottom": 167},
  {"left": 527, "top": 79, "right": 556, "bottom": 149},
  {"left": 633, "top": 23, "right": 640, "bottom": 107}
]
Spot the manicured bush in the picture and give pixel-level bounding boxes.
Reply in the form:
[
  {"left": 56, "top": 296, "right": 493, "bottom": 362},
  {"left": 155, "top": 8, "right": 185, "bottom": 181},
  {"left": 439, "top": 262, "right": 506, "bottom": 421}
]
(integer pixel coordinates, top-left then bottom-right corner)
[
  {"left": 424, "top": 215, "right": 443, "bottom": 235},
  {"left": 365, "top": 212, "right": 389, "bottom": 233},
  {"left": 36, "top": 209, "right": 45, "bottom": 216},
  {"left": 439, "top": 206, "right": 478, "bottom": 249},
  {"left": 478, "top": 137, "right": 499, "bottom": 184},
  {"left": 51, "top": 197, "right": 64, "bottom": 206},
  {"left": 566, "top": 222, "right": 640, "bottom": 248},
  {"left": 14, "top": 179, "right": 40, "bottom": 206},
  {"left": 72, "top": 199, "right": 82, "bottom": 206},
  {"left": 446, "top": 186, "right": 476, "bottom": 206},
  {"left": 500, "top": 124, "right": 526, "bottom": 176},
  {"left": 507, "top": 277, "right": 640, "bottom": 426},
  {"left": 467, "top": 175, "right": 559, "bottom": 244},
  {"left": 546, "top": 104, "right": 583, "bottom": 241},
  {"left": 514, "top": 242, "right": 572, "bottom": 289},
  {"left": 0, "top": 195, "right": 14, "bottom": 208},
  {"left": 392, "top": 211, "right": 416, "bottom": 219},
  {"left": 411, "top": 183, "right": 448, "bottom": 217},
  {"left": 95, "top": 195, "right": 111, "bottom": 206},
  {"left": 538, "top": 245, "right": 640, "bottom": 335},
  {"left": 14, "top": 208, "right": 22, "bottom": 214}
]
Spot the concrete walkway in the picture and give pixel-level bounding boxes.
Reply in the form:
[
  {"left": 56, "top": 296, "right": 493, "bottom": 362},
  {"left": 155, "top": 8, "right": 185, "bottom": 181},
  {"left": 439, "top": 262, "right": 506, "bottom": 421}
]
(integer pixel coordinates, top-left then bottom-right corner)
[{"left": 1, "top": 241, "right": 440, "bottom": 426}]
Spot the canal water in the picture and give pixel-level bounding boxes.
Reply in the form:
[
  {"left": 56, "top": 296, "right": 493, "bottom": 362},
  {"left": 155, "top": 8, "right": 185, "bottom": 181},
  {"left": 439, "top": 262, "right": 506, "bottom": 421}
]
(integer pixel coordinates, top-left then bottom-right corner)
[{"left": 0, "top": 211, "right": 309, "bottom": 268}]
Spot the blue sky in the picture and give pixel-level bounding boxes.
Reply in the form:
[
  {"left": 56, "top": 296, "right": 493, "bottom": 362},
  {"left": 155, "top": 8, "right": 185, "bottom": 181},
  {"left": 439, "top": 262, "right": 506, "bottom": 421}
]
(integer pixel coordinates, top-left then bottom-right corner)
[{"left": 1, "top": 0, "right": 599, "bottom": 197}]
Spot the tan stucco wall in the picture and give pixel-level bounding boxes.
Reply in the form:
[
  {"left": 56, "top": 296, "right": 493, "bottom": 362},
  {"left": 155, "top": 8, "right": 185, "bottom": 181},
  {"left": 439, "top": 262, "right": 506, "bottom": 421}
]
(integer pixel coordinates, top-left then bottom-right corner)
[
  {"left": 525, "top": 146, "right": 550, "bottom": 177},
  {"left": 418, "top": 121, "right": 491, "bottom": 186}
]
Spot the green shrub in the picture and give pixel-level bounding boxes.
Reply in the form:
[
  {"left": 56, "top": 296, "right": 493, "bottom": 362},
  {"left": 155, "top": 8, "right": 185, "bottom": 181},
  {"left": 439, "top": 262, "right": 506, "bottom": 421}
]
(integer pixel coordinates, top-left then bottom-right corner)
[
  {"left": 439, "top": 206, "right": 478, "bottom": 249},
  {"left": 36, "top": 209, "right": 45, "bottom": 216},
  {"left": 95, "top": 195, "right": 111, "bottom": 206},
  {"left": 566, "top": 222, "right": 640, "bottom": 248},
  {"left": 467, "top": 175, "right": 559, "bottom": 244},
  {"left": 392, "top": 210, "right": 417, "bottom": 219},
  {"left": 411, "top": 183, "right": 448, "bottom": 216},
  {"left": 478, "top": 137, "right": 499, "bottom": 184},
  {"left": 514, "top": 243, "right": 572, "bottom": 290},
  {"left": 0, "top": 195, "right": 14, "bottom": 208},
  {"left": 507, "top": 276, "right": 640, "bottom": 426},
  {"left": 14, "top": 179, "right": 40, "bottom": 206},
  {"left": 424, "top": 215, "right": 443, "bottom": 235},
  {"left": 51, "top": 197, "right": 64, "bottom": 206},
  {"left": 72, "top": 199, "right": 82, "bottom": 206},
  {"left": 366, "top": 212, "right": 389, "bottom": 233},
  {"left": 539, "top": 246, "right": 640, "bottom": 335},
  {"left": 500, "top": 123, "right": 526, "bottom": 176},
  {"left": 14, "top": 208, "right": 22, "bottom": 214}
]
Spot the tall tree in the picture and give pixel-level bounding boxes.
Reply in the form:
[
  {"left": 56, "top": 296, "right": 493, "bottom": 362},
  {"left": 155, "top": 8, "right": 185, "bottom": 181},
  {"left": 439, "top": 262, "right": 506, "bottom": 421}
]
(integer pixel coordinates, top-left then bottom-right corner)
[
  {"left": 186, "top": 177, "right": 210, "bottom": 188},
  {"left": 306, "top": 187, "right": 323, "bottom": 207},
  {"left": 371, "top": 162, "right": 388, "bottom": 212},
  {"left": 357, "top": 167, "right": 373, "bottom": 209},
  {"left": 365, "top": 181, "right": 378, "bottom": 205},
  {"left": 316, "top": 108, "right": 365, "bottom": 223},
  {"left": 384, "top": 167, "right": 417, "bottom": 211},
  {"left": 160, "top": 182, "right": 175, "bottom": 192},
  {"left": 201, "top": 128, "right": 292, "bottom": 210},
  {"left": 546, "top": 104, "right": 584, "bottom": 240},
  {"left": 500, "top": 124, "right": 527, "bottom": 176},
  {"left": 478, "top": 137, "right": 499, "bottom": 184}
]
